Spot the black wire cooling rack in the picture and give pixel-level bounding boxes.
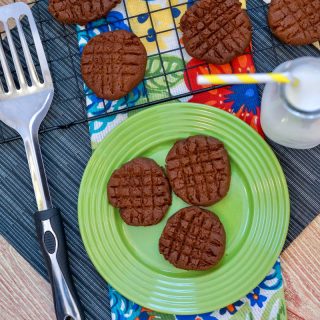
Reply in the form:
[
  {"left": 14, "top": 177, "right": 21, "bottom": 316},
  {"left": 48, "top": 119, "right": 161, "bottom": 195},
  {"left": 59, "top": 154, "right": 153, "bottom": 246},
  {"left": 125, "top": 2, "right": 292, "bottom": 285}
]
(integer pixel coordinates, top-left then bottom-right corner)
[{"left": 0, "top": 0, "right": 319, "bottom": 144}]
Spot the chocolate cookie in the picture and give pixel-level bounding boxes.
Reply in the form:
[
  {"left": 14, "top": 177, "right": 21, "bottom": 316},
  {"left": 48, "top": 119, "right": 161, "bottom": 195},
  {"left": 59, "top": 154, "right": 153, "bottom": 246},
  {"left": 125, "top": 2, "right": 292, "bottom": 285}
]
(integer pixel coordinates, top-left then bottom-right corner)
[
  {"left": 159, "top": 207, "right": 226, "bottom": 270},
  {"left": 81, "top": 30, "right": 147, "bottom": 100},
  {"left": 166, "top": 135, "right": 231, "bottom": 206},
  {"left": 48, "top": 0, "right": 121, "bottom": 25},
  {"left": 107, "top": 158, "right": 171, "bottom": 226},
  {"left": 180, "top": 0, "right": 252, "bottom": 65},
  {"left": 268, "top": 0, "right": 320, "bottom": 45}
]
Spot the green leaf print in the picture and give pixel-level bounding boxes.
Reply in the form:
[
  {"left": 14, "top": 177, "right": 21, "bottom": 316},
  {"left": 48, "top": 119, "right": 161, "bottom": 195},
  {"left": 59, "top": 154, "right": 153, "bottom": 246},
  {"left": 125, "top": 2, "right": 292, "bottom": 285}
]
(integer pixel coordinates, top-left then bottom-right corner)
[
  {"left": 146, "top": 55, "right": 184, "bottom": 78},
  {"left": 276, "top": 300, "right": 287, "bottom": 320},
  {"left": 261, "top": 289, "right": 287, "bottom": 320},
  {"left": 145, "top": 55, "right": 184, "bottom": 96},
  {"left": 231, "top": 301, "right": 253, "bottom": 320},
  {"left": 146, "top": 56, "right": 162, "bottom": 78},
  {"left": 146, "top": 310, "right": 176, "bottom": 320},
  {"left": 145, "top": 72, "right": 184, "bottom": 95}
]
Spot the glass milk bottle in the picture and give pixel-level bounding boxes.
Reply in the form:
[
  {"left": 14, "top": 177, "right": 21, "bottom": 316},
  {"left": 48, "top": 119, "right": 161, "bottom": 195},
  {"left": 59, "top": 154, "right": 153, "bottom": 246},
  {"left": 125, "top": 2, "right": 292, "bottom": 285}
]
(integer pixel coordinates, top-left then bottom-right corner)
[{"left": 261, "top": 57, "right": 320, "bottom": 149}]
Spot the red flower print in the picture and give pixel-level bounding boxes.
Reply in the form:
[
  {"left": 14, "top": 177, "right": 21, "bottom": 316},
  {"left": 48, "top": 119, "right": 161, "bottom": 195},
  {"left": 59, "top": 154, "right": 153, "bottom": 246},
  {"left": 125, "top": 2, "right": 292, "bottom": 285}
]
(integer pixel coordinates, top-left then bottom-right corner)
[{"left": 231, "top": 54, "right": 256, "bottom": 74}]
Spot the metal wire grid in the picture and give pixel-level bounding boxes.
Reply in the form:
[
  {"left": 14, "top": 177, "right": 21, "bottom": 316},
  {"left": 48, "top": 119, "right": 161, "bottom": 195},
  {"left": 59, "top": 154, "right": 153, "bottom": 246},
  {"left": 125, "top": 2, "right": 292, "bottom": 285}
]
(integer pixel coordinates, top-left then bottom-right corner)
[{"left": 0, "top": 0, "right": 319, "bottom": 144}]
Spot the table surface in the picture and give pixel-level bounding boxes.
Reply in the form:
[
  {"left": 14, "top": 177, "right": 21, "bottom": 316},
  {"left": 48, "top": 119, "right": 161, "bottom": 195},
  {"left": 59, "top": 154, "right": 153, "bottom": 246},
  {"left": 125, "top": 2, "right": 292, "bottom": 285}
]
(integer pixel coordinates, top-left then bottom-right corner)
[
  {"left": 0, "top": 0, "right": 320, "bottom": 319},
  {"left": 1, "top": 215, "right": 319, "bottom": 319}
]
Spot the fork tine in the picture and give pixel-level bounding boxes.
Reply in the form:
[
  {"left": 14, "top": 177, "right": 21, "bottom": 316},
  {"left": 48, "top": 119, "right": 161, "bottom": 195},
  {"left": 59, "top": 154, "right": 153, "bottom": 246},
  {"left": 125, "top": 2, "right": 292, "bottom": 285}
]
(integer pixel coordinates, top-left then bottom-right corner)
[
  {"left": 26, "top": 11, "right": 52, "bottom": 85},
  {"left": 3, "top": 21, "right": 27, "bottom": 89},
  {"left": 16, "top": 18, "right": 38, "bottom": 85},
  {"left": 0, "top": 38, "right": 15, "bottom": 92}
]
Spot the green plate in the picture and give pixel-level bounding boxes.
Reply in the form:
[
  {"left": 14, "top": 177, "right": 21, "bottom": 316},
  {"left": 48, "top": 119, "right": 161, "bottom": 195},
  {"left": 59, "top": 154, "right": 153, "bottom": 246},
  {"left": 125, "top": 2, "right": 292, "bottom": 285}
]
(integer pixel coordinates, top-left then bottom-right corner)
[{"left": 78, "top": 103, "right": 289, "bottom": 315}]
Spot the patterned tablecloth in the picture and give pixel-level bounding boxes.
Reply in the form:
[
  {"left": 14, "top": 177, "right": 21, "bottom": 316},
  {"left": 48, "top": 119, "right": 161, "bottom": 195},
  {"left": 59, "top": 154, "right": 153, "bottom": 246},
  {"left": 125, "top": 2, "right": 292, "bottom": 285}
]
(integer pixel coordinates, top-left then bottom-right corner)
[{"left": 76, "top": 1, "right": 286, "bottom": 319}]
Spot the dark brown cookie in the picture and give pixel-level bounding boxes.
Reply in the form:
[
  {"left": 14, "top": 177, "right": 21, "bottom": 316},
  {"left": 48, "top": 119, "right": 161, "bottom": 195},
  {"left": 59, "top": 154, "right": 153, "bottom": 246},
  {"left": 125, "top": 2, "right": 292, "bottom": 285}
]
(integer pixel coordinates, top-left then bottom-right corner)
[
  {"left": 48, "top": 0, "right": 121, "bottom": 25},
  {"left": 159, "top": 207, "right": 226, "bottom": 270},
  {"left": 166, "top": 135, "right": 231, "bottom": 206},
  {"left": 268, "top": 0, "right": 320, "bottom": 45},
  {"left": 180, "top": 0, "right": 252, "bottom": 65},
  {"left": 107, "top": 158, "right": 171, "bottom": 226},
  {"left": 81, "top": 30, "right": 147, "bottom": 100}
]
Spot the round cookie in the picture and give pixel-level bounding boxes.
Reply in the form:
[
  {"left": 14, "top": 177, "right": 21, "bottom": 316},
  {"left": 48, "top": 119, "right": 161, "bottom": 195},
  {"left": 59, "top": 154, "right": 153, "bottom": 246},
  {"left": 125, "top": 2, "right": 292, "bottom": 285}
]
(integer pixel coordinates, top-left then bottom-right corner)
[
  {"left": 180, "top": 0, "right": 252, "bottom": 65},
  {"left": 159, "top": 207, "right": 226, "bottom": 271},
  {"left": 268, "top": 0, "right": 320, "bottom": 45},
  {"left": 166, "top": 135, "right": 231, "bottom": 206},
  {"left": 48, "top": 0, "right": 122, "bottom": 25},
  {"left": 81, "top": 30, "right": 147, "bottom": 100},
  {"left": 107, "top": 158, "right": 171, "bottom": 226}
]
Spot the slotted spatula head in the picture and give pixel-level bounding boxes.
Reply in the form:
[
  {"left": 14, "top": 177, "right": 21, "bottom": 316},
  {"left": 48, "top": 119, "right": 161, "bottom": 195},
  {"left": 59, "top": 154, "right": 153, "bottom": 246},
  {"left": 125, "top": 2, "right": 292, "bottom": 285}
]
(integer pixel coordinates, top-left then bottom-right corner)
[
  {"left": 0, "top": 4, "right": 84, "bottom": 320},
  {"left": 0, "top": 2, "right": 53, "bottom": 136}
]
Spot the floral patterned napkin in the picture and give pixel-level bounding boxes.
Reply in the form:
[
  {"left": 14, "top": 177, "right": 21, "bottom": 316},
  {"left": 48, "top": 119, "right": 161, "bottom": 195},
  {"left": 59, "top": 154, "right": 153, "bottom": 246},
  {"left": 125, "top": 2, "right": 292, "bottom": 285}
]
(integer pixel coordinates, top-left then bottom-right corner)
[{"left": 76, "top": 1, "right": 287, "bottom": 319}]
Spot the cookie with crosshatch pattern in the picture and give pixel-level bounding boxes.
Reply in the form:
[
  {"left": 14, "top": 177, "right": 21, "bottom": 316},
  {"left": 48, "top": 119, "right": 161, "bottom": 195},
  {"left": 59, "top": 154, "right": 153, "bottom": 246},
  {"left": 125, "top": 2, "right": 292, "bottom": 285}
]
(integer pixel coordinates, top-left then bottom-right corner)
[
  {"left": 166, "top": 135, "right": 231, "bottom": 206},
  {"left": 81, "top": 30, "right": 147, "bottom": 100},
  {"left": 180, "top": 0, "right": 252, "bottom": 65},
  {"left": 107, "top": 158, "right": 172, "bottom": 226},
  {"left": 159, "top": 206, "right": 226, "bottom": 270},
  {"left": 268, "top": 0, "right": 320, "bottom": 45},
  {"left": 48, "top": 0, "right": 122, "bottom": 25}
]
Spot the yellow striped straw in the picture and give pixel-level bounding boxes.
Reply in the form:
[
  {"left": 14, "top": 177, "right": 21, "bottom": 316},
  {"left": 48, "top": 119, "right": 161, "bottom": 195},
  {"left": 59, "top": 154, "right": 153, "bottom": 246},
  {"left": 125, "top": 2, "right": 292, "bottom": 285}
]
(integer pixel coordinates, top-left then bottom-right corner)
[{"left": 198, "top": 73, "right": 298, "bottom": 86}]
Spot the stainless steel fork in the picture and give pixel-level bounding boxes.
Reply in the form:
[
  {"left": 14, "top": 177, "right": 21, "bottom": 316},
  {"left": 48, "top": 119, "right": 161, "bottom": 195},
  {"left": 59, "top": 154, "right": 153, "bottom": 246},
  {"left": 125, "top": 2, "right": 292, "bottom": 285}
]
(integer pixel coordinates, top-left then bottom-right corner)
[{"left": 0, "top": 3, "right": 84, "bottom": 319}]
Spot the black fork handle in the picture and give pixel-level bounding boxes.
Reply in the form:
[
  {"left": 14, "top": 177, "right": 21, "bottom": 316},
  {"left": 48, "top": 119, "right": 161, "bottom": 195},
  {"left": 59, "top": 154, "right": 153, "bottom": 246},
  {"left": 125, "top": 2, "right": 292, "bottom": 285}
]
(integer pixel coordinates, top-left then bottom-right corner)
[{"left": 34, "top": 208, "right": 84, "bottom": 320}]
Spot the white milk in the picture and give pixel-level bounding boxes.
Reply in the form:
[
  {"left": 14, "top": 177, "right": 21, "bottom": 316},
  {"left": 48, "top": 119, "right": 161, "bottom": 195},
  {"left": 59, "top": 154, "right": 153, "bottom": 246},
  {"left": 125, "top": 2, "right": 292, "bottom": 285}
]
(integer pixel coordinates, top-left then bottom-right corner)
[
  {"left": 285, "top": 64, "right": 320, "bottom": 112},
  {"left": 261, "top": 57, "right": 320, "bottom": 149}
]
